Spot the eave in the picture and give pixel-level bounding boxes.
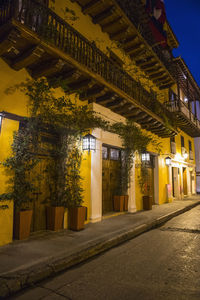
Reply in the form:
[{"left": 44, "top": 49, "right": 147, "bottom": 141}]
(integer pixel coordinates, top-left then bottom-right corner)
[
  {"left": 0, "top": 1, "right": 176, "bottom": 138},
  {"left": 72, "top": 0, "right": 175, "bottom": 90}
]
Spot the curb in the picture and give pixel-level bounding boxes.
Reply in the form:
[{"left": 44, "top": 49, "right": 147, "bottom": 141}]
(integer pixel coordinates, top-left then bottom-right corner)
[{"left": 1, "top": 201, "right": 200, "bottom": 298}]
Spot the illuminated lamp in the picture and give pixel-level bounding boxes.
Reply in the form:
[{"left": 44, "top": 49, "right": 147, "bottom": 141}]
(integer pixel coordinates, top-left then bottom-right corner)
[
  {"left": 165, "top": 156, "right": 172, "bottom": 166},
  {"left": 141, "top": 152, "right": 150, "bottom": 162},
  {"left": 82, "top": 134, "right": 96, "bottom": 151}
]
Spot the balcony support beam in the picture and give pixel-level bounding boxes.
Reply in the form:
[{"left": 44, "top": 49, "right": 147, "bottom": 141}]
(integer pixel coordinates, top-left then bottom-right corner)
[{"left": 12, "top": 45, "right": 45, "bottom": 70}]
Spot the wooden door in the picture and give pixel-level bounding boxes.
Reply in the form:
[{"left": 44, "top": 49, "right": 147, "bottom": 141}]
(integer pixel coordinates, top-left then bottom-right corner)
[
  {"left": 102, "top": 146, "right": 121, "bottom": 214},
  {"left": 146, "top": 167, "right": 154, "bottom": 204},
  {"left": 183, "top": 167, "right": 188, "bottom": 195}
]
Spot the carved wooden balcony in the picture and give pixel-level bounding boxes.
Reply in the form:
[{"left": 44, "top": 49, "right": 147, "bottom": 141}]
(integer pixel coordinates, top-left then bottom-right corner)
[
  {"left": 72, "top": 0, "right": 175, "bottom": 90},
  {"left": 0, "top": 0, "right": 176, "bottom": 137},
  {"left": 165, "top": 99, "right": 200, "bottom": 137}
]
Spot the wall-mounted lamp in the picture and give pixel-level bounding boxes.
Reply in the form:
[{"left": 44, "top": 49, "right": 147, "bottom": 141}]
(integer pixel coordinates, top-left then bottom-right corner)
[
  {"left": 183, "top": 152, "right": 188, "bottom": 159},
  {"left": 141, "top": 152, "right": 150, "bottom": 162},
  {"left": 165, "top": 156, "right": 172, "bottom": 166},
  {"left": 82, "top": 134, "right": 96, "bottom": 152}
]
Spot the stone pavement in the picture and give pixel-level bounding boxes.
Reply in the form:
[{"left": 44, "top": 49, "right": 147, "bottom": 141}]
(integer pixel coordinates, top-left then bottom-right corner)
[{"left": 0, "top": 196, "right": 200, "bottom": 298}]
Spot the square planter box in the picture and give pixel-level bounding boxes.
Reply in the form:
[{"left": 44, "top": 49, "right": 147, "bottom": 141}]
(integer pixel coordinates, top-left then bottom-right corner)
[
  {"left": 113, "top": 196, "right": 124, "bottom": 212},
  {"left": 143, "top": 196, "right": 152, "bottom": 210},
  {"left": 46, "top": 206, "right": 64, "bottom": 231},
  {"left": 68, "top": 206, "right": 86, "bottom": 231},
  {"left": 14, "top": 210, "right": 33, "bottom": 240}
]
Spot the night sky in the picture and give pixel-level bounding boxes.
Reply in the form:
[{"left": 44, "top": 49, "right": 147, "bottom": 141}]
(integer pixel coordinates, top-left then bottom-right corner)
[{"left": 165, "top": 0, "right": 200, "bottom": 86}]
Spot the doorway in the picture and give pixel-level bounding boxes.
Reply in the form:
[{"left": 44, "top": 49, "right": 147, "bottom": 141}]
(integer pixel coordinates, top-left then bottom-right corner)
[
  {"left": 102, "top": 145, "right": 121, "bottom": 214},
  {"left": 183, "top": 167, "right": 188, "bottom": 196}
]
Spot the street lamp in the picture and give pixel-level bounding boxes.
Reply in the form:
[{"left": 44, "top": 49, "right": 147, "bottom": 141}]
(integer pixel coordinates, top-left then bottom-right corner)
[
  {"left": 141, "top": 152, "right": 150, "bottom": 162},
  {"left": 165, "top": 156, "right": 172, "bottom": 166},
  {"left": 82, "top": 134, "right": 96, "bottom": 152}
]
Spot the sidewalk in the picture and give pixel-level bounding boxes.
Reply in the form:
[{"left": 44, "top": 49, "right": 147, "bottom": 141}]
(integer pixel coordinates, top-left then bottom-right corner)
[{"left": 1, "top": 196, "right": 200, "bottom": 298}]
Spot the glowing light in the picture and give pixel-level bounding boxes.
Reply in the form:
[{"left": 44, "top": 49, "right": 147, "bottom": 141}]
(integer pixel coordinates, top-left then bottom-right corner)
[
  {"left": 141, "top": 152, "right": 150, "bottom": 162},
  {"left": 82, "top": 134, "right": 96, "bottom": 151},
  {"left": 165, "top": 156, "right": 172, "bottom": 166},
  {"left": 183, "top": 152, "right": 188, "bottom": 159}
]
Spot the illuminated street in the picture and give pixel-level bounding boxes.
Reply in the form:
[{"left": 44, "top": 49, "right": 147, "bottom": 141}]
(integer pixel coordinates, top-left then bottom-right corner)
[{"left": 12, "top": 205, "right": 200, "bottom": 300}]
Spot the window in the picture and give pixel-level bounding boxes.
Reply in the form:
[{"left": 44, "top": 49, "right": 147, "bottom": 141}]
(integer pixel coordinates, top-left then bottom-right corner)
[
  {"left": 170, "top": 136, "right": 175, "bottom": 143},
  {"left": 189, "top": 140, "right": 192, "bottom": 151},
  {"left": 110, "top": 148, "right": 120, "bottom": 161},
  {"left": 102, "top": 146, "right": 108, "bottom": 160},
  {"left": 181, "top": 136, "right": 184, "bottom": 148},
  {"left": 170, "top": 136, "right": 176, "bottom": 154}
]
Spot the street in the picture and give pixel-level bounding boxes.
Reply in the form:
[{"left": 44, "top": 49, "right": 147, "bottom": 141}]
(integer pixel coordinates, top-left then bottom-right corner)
[{"left": 11, "top": 205, "right": 200, "bottom": 300}]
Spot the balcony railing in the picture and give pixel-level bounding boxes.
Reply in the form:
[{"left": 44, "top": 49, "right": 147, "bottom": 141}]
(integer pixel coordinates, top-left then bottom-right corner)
[
  {"left": 0, "top": 0, "right": 172, "bottom": 125},
  {"left": 165, "top": 99, "right": 200, "bottom": 129},
  {"left": 115, "top": 0, "right": 173, "bottom": 72}
]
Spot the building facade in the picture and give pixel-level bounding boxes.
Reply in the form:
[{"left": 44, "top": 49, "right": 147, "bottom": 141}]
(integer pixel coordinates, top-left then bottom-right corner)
[{"left": 0, "top": 0, "right": 199, "bottom": 245}]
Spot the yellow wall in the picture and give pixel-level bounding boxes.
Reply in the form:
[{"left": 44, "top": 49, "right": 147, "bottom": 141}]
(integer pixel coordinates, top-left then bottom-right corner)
[{"left": 0, "top": 119, "right": 19, "bottom": 245}]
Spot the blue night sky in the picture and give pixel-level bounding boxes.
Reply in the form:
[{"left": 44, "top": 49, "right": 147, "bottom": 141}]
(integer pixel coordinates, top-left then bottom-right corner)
[{"left": 165, "top": 0, "right": 200, "bottom": 86}]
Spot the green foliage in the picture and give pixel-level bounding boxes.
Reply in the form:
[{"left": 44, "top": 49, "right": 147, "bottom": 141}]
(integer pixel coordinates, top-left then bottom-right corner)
[
  {"left": 110, "top": 120, "right": 155, "bottom": 195},
  {"left": 19, "top": 78, "right": 109, "bottom": 207},
  {"left": 0, "top": 120, "right": 40, "bottom": 210},
  {"left": 2, "top": 77, "right": 158, "bottom": 208}
]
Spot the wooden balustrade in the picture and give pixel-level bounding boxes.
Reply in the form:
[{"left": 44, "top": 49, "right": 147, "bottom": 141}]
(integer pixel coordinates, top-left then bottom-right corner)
[{"left": 0, "top": 0, "right": 171, "bottom": 124}]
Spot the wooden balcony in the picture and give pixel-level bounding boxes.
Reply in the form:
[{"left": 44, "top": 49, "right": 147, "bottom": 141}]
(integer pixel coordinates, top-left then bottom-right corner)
[
  {"left": 165, "top": 100, "right": 200, "bottom": 137},
  {"left": 72, "top": 0, "right": 175, "bottom": 89},
  {"left": 0, "top": 0, "right": 176, "bottom": 137}
]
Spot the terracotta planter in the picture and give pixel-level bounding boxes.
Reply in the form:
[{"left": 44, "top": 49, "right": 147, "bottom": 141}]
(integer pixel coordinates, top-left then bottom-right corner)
[
  {"left": 113, "top": 196, "right": 124, "bottom": 212},
  {"left": 143, "top": 196, "right": 152, "bottom": 210},
  {"left": 46, "top": 206, "right": 64, "bottom": 231},
  {"left": 14, "top": 210, "right": 33, "bottom": 240},
  {"left": 124, "top": 195, "right": 129, "bottom": 211},
  {"left": 69, "top": 206, "right": 86, "bottom": 231}
]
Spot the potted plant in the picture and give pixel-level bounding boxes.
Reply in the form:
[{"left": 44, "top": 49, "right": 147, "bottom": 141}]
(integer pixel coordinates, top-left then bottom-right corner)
[
  {"left": 113, "top": 150, "right": 130, "bottom": 212},
  {"left": 138, "top": 165, "right": 152, "bottom": 210},
  {"left": 66, "top": 146, "right": 86, "bottom": 231},
  {"left": 45, "top": 132, "right": 68, "bottom": 231},
  {"left": 0, "top": 123, "right": 39, "bottom": 240}
]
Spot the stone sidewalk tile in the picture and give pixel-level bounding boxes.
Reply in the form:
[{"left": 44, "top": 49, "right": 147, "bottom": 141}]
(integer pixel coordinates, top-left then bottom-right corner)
[{"left": 0, "top": 197, "right": 200, "bottom": 298}]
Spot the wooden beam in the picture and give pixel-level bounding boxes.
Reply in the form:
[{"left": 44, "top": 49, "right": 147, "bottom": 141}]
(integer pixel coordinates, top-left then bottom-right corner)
[
  {"left": 149, "top": 71, "right": 166, "bottom": 80},
  {"left": 96, "top": 93, "right": 116, "bottom": 104},
  {"left": 0, "top": 29, "right": 21, "bottom": 56},
  {"left": 79, "top": 85, "right": 106, "bottom": 100},
  {"left": 82, "top": 0, "right": 102, "bottom": 14},
  {"left": 49, "top": 69, "right": 82, "bottom": 88},
  {"left": 114, "top": 103, "right": 133, "bottom": 114},
  {"left": 141, "top": 62, "right": 159, "bottom": 71},
  {"left": 124, "top": 42, "right": 144, "bottom": 53},
  {"left": 123, "top": 35, "right": 138, "bottom": 48},
  {"left": 107, "top": 99, "right": 125, "bottom": 109},
  {"left": 32, "top": 59, "right": 65, "bottom": 78},
  {"left": 125, "top": 44, "right": 145, "bottom": 55},
  {"left": 159, "top": 82, "right": 173, "bottom": 90},
  {"left": 68, "top": 78, "right": 93, "bottom": 92},
  {"left": 101, "top": 17, "right": 123, "bottom": 32},
  {"left": 110, "top": 26, "right": 130, "bottom": 41},
  {"left": 12, "top": 45, "right": 45, "bottom": 70},
  {"left": 135, "top": 57, "right": 155, "bottom": 66},
  {"left": 93, "top": 6, "right": 116, "bottom": 24}
]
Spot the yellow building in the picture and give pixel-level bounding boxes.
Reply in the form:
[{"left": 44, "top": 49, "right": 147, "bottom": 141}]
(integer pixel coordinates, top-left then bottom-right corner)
[{"left": 0, "top": 0, "right": 199, "bottom": 245}]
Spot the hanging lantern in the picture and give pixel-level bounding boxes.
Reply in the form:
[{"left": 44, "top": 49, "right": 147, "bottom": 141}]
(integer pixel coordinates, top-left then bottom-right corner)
[
  {"left": 141, "top": 152, "right": 150, "bottom": 162},
  {"left": 165, "top": 156, "right": 172, "bottom": 166},
  {"left": 82, "top": 134, "right": 96, "bottom": 151}
]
